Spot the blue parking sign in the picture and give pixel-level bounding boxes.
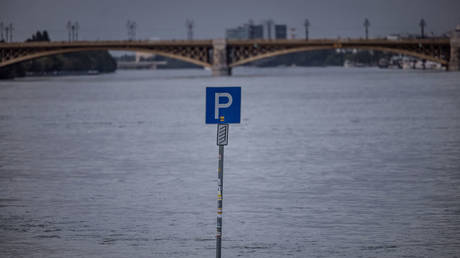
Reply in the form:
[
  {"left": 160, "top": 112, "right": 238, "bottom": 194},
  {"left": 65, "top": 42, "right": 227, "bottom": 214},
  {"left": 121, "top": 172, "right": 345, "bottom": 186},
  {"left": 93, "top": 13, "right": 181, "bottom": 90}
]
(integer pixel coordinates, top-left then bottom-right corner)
[{"left": 206, "top": 87, "right": 241, "bottom": 124}]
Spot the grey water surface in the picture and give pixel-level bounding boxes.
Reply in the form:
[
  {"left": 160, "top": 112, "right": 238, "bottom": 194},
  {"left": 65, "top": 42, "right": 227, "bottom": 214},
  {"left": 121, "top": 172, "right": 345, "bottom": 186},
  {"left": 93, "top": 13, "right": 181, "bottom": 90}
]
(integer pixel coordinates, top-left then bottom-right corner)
[{"left": 1, "top": 67, "right": 460, "bottom": 257}]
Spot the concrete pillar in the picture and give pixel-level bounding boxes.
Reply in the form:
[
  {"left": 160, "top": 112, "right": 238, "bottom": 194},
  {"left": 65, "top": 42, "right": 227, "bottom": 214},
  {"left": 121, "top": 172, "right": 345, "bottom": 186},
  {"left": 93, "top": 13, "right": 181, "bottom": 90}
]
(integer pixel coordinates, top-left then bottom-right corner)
[
  {"left": 212, "top": 39, "right": 232, "bottom": 76},
  {"left": 449, "top": 25, "right": 460, "bottom": 71}
]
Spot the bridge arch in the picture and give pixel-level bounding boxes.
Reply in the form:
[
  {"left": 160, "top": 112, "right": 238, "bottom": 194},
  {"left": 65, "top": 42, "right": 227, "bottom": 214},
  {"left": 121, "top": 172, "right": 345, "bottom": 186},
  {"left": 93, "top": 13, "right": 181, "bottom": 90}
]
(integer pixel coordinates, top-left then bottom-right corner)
[
  {"left": 0, "top": 47, "right": 212, "bottom": 68},
  {"left": 229, "top": 45, "right": 449, "bottom": 67}
]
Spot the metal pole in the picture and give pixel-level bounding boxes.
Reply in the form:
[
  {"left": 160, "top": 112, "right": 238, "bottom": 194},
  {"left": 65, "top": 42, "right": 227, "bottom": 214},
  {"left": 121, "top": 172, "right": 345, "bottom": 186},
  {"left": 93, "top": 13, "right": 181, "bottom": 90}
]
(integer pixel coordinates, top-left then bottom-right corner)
[
  {"left": 216, "top": 143, "right": 224, "bottom": 258},
  {"left": 5, "top": 26, "right": 9, "bottom": 43},
  {"left": 9, "top": 24, "right": 13, "bottom": 42},
  {"left": 215, "top": 123, "right": 229, "bottom": 258},
  {"left": 67, "top": 21, "right": 71, "bottom": 42},
  {"left": 75, "top": 22, "right": 79, "bottom": 41}
]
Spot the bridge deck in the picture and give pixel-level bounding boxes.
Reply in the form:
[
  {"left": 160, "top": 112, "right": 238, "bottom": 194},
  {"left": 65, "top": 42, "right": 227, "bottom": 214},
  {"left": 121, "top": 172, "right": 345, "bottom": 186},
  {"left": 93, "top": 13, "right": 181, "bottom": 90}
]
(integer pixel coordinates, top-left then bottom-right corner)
[{"left": 0, "top": 38, "right": 453, "bottom": 70}]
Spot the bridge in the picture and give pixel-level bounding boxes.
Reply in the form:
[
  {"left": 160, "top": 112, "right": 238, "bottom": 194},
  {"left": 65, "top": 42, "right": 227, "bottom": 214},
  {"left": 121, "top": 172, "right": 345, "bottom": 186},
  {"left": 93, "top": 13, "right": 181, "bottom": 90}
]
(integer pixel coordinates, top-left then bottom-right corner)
[{"left": 1, "top": 32, "right": 459, "bottom": 76}]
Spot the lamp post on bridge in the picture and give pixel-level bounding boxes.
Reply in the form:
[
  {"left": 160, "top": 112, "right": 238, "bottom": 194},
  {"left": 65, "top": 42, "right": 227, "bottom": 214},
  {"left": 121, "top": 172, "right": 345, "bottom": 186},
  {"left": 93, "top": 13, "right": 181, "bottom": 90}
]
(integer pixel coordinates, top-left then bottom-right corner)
[
  {"left": 0, "top": 21, "right": 3, "bottom": 42},
  {"left": 419, "top": 18, "right": 426, "bottom": 39},
  {"left": 9, "top": 23, "right": 13, "bottom": 42},
  {"left": 4, "top": 25, "right": 8, "bottom": 43},
  {"left": 71, "top": 24, "right": 75, "bottom": 41},
  {"left": 186, "top": 19, "right": 194, "bottom": 40},
  {"left": 126, "top": 20, "right": 137, "bottom": 40},
  {"left": 67, "top": 21, "right": 79, "bottom": 42},
  {"left": 75, "top": 22, "right": 79, "bottom": 41},
  {"left": 363, "top": 18, "right": 370, "bottom": 40},
  {"left": 4, "top": 23, "right": 13, "bottom": 43},
  {"left": 304, "top": 19, "right": 310, "bottom": 40},
  {"left": 66, "top": 21, "right": 72, "bottom": 42}
]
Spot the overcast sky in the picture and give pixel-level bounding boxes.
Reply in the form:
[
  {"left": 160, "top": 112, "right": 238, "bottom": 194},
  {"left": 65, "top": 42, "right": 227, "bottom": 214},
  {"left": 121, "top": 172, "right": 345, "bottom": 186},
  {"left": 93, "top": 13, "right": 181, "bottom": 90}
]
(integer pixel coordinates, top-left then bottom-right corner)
[{"left": 1, "top": 0, "right": 459, "bottom": 41}]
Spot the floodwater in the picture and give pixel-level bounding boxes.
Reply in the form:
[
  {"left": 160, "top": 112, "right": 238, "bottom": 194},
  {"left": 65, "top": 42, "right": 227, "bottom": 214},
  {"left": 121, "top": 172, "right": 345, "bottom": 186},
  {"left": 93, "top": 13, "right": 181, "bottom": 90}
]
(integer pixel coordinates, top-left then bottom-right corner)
[{"left": 1, "top": 67, "right": 460, "bottom": 257}]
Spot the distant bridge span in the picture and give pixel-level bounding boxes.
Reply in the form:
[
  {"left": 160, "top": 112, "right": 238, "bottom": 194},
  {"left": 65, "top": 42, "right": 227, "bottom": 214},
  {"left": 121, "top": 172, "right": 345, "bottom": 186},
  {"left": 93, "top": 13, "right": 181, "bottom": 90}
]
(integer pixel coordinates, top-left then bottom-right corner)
[{"left": 1, "top": 36, "right": 458, "bottom": 75}]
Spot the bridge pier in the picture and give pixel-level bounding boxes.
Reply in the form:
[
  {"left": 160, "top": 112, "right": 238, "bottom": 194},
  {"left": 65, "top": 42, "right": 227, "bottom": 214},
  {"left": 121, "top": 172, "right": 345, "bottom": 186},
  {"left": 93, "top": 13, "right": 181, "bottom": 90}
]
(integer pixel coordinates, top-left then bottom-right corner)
[
  {"left": 449, "top": 25, "right": 460, "bottom": 71},
  {"left": 212, "top": 39, "right": 232, "bottom": 76}
]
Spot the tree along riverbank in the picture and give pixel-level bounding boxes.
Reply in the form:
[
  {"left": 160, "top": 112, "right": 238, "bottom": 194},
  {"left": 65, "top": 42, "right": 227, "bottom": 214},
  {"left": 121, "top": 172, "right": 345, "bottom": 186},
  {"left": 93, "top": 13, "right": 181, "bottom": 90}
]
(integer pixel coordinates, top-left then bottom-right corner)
[{"left": 0, "top": 51, "right": 117, "bottom": 80}]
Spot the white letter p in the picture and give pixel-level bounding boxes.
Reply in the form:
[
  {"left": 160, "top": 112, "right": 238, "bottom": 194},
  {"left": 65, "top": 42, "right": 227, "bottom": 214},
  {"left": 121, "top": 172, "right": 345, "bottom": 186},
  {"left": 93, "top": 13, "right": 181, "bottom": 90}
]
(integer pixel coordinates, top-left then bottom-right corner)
[{"left": 215, "top": 92, "right": 233, "bottom": 120}]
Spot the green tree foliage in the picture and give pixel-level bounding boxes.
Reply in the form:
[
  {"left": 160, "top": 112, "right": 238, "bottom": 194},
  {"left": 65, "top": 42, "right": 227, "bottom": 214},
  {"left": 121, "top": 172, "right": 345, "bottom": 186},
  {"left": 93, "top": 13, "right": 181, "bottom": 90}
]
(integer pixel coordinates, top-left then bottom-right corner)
[
  {"left": 26, "top": 30, "right": 51, "bottom": 42},
  {"left": 1, "top": 30, "right": 116, "bottom": 79},
  {"left": 0, "top": 51, "right": 117, "bottom": 79}
]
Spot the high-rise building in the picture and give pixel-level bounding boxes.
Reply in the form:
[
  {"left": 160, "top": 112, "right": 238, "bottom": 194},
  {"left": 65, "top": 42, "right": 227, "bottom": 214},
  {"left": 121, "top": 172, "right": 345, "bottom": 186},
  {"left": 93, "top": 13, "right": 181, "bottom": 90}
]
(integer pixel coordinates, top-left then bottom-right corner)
[
  {"left": 250, "top": 25, "right": 264, "bottom": 39},
  {"left": 226, "top": 22, "right": 264, "bottom": 40},
  {"left": 226, "top": 21, "right": 287, "bottom": 40},
  {"left": 226, "top": 26, "right": 249, "bottom": 40},
  {"left": 275, "top": 25, "right": 287, "bottom": 39}
]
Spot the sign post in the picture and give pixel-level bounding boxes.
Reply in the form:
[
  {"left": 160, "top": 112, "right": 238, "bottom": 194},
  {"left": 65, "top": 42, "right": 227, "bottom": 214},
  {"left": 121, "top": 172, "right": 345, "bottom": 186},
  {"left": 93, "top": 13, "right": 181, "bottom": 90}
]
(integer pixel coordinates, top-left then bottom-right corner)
[
  {"left": 216, "top": 123, "right": 227, "bottom": 258},
  {"left": 206, "top": 87, "right": 241, "bottom": 258}
]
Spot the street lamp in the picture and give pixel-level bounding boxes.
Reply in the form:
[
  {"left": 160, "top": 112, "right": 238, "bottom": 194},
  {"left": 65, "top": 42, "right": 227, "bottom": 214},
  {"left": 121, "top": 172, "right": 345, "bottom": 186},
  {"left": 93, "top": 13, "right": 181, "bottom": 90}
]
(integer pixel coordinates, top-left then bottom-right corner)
[
  {"left": 304, "top": 19, "right": 310, "bottom": 40},
  {"left": 126, "top": 20, "right": 137, "bottom": 40},
  {"left": 186, "top": 19, "right": 194, "bottom": 40},
  {"left": 363, "top": 18, "right": 370, "bottom": 39},
  {"left": 66, "top": 21, "right": 72, "bottom": 42},
  {"left": 75, "top": 22, "right": 79, "bottom": 41},
  {"left": 419, "top": 18, "right": 426, "bottom": 38}
]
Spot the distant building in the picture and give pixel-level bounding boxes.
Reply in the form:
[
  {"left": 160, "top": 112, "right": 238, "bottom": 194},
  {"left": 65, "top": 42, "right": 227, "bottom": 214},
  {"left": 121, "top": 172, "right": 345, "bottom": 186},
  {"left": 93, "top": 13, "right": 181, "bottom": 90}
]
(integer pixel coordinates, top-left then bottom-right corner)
[
  {"left": 250, "top": 25, "right": 264, "bottom": 39},
  {"left": 275, "top": 25, "right": 287, "bottom": 39},
  {"left": 386, "top": 34, "right": 400, "bottom": 40},
  {"left": 226, "top": 21, "right": 288, "bottom": 40},
  {"left": 226, "top": 26, "right": 249, "bottom": 40},
  {"left": 226, "top": 22, "right": 264, "bottom": 40},
  {"left": 289, "top": 28, "right": 297, "bottom": 39},
  {"left": 135, "top": 52, "right": 155, "bottom": 63}
]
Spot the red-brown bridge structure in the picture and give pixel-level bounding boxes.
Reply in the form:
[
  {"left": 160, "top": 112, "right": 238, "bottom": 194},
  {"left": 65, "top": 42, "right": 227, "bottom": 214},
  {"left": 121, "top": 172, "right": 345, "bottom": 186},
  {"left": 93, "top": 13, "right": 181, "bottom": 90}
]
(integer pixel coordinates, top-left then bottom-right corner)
[{"left": 1, "top": 33, "right": 459, "bottom": 76}]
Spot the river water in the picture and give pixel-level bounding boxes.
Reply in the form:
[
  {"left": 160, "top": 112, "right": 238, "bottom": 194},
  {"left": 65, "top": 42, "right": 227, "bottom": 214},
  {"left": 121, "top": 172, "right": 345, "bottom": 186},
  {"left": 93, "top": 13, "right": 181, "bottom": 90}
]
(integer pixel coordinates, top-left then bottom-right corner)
[{"left": 1, "top": 67, "right": 460, "bottom": 257}]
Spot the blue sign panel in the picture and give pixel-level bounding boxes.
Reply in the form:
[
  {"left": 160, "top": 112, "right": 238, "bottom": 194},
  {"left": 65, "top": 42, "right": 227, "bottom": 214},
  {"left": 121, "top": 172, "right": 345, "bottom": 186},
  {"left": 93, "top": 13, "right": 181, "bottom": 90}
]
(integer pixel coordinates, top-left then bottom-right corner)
[{"left": 206, "top": 87, "right": 241, "bottom": 124}]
